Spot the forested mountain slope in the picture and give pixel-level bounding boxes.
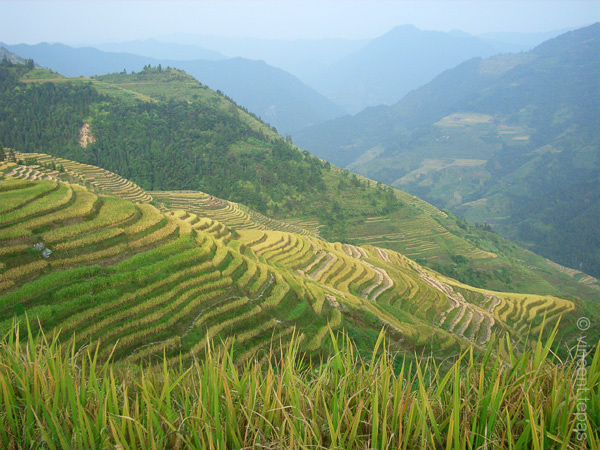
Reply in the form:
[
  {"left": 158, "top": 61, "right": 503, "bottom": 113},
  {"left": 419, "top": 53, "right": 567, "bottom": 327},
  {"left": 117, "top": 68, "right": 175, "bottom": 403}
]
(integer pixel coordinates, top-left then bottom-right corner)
[
  {"left": 295, "top": 23, "right": 600, "bottom": 278},
  {"left": 0, "top": 59, "right": 598, "bottom": 305},
  {"left": 0, "top": 42, "right": 344, "bottom": 134},
  {"left": 0, "top": 47, "right": 36, "bottom": 66}
]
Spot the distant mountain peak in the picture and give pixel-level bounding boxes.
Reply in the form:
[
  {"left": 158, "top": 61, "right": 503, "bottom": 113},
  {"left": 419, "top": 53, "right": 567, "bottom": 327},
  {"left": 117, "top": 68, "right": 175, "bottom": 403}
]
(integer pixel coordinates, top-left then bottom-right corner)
[
  {"left": 388, "top": 24, "right": 420, "bottom": 33},
  {"left": 307, "top": 23, "right": 500, "bottom": 114}
]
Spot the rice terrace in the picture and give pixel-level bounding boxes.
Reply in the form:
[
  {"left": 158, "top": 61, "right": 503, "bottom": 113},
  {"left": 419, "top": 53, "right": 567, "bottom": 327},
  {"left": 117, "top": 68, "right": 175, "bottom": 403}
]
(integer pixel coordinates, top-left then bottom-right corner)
[
  {"left": 1, "top": 149, "right": 597, "bottom": 448},
  {"left": 1, "top": 2, "right": 599, "bottom": 449}
]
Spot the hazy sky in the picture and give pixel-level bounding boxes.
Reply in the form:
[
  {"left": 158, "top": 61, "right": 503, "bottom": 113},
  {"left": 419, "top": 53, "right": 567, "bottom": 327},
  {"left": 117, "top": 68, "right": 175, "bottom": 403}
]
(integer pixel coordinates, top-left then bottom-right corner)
[{"left": 2, "top": 0, "right": 600, "bottom": 44}]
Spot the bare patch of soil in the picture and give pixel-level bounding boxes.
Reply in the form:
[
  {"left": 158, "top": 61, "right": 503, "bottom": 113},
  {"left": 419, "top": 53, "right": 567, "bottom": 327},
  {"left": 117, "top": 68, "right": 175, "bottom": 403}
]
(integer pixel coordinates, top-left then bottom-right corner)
[{"left": 79, "top": 123, "right": 96, "bottom": 148}]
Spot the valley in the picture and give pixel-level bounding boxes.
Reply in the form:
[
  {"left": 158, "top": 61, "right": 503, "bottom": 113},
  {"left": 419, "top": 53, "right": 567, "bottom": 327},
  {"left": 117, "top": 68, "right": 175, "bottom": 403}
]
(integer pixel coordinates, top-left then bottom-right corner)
[{"left": 295, "top": 23, "right": 600, "bottom": 280}]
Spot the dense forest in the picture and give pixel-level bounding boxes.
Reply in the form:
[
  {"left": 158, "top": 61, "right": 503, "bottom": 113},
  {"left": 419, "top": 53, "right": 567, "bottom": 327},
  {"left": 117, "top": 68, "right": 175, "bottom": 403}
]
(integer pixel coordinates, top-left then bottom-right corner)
[{"left": 0, "top": 61, "right": 326, "bottom": 215}]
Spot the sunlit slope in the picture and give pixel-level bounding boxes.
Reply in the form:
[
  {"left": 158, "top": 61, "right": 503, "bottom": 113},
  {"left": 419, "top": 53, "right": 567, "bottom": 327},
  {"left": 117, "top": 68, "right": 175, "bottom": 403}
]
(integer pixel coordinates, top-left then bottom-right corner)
[
  {"left": 5, "top": 151, "right": 152, "bottom": 203},
  {"left": 4, "top": 147, "right": 598, "bottom": 305},
  {"left": 150, "top": 166, "right": 600, "bottom": 300},
  {"left": 0, "top": 172, "right": 581, "bottom": 362},
  {"left": 151, "top": 190, "right": 321, "bottom": 237},
  {"left": 237, "top": 229, "right": 576, "bottom": 344},
  {"left": 0, "top": 175, "right": 331, "bottom": 362},
  {"left": 3, "top": 151, "right": 321, "bottom": 238}
]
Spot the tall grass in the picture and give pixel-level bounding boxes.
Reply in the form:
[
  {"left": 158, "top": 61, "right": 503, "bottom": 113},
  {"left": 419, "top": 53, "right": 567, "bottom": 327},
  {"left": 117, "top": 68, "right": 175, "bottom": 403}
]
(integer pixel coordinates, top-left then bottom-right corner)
[{"left": 0, "top": 321, "right": 597, "bottom": 449}]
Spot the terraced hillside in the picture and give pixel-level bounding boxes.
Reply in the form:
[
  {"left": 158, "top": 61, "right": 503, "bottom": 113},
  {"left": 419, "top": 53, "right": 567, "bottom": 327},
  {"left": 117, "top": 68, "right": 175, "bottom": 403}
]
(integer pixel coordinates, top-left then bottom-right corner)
[
  {"left": 152, "top": 190, "right": 320, "bottom": 237},
  {"left": 345, "top": 190, "right": 493, "bottom": 262},
  {"left": 4, "top": 151, "right": 152, "bottom": 203},
  {"left": 0, "top": 176, "right": 320, "bottom": 362},
  {"left": 0, "top": 166, "right": 585, "bottom": 362},
  {"left": 237, "top": 229, "right": 576, "bottom": 347},
  {"left": 2, "top": 62, "right": 599, "bottom": 303}
]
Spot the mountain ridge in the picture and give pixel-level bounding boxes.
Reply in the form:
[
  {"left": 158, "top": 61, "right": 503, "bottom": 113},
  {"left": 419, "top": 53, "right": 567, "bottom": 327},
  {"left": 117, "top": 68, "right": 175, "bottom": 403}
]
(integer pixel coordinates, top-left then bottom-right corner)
[
  {"left": 0, "top": 41, "right": 345, "bottom": 134},
  {"left": 92, "top": 38, "right": 227, "bottom": 61},
  {"left": 306, "top": 25, "right": 501, "bottom": 114},
  {"left": 294, "top": 23, "right": 600, "bottom": 278}
]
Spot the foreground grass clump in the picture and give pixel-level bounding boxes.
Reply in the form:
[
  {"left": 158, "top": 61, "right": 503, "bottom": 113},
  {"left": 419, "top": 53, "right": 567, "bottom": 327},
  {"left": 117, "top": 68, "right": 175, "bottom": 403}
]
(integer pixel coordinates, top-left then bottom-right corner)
[{"left": 0, "top": 323, "right": 598, "bottom": 449}]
